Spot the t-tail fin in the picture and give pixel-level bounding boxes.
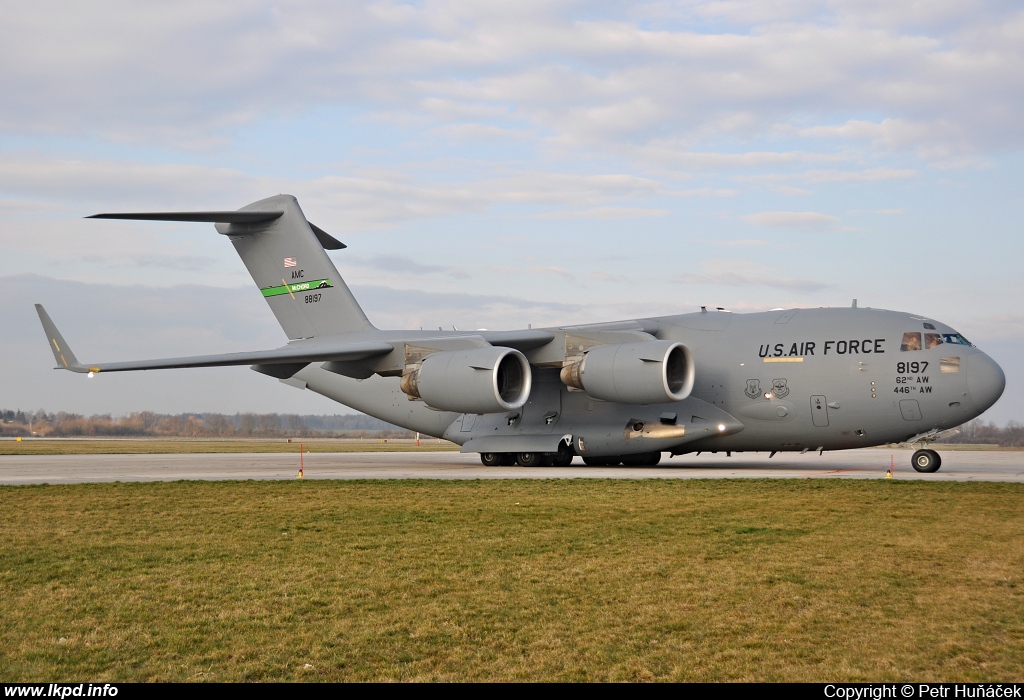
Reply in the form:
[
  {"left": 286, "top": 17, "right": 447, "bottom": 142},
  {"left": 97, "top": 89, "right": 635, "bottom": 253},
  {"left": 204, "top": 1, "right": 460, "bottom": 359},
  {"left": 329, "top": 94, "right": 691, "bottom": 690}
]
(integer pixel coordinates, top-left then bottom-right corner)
[{"left": 90, "top": 194, "right": 374, "bottom": 339}]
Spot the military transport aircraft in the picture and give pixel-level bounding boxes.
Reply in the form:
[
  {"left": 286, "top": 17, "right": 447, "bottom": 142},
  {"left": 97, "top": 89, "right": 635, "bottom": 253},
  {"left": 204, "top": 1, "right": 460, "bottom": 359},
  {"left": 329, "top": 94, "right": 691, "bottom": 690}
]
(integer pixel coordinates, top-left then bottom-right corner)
[{"left": 36, "top": 195, "right": 1005, "bottom": 472}]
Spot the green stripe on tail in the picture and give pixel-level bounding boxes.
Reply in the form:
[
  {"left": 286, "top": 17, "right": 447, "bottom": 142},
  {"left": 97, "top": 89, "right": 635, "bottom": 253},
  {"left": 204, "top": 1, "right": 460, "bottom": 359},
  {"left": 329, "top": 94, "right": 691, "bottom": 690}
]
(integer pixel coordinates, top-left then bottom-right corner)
[{"left": 261, "top": 279, "right": 334, "bottom": 298}]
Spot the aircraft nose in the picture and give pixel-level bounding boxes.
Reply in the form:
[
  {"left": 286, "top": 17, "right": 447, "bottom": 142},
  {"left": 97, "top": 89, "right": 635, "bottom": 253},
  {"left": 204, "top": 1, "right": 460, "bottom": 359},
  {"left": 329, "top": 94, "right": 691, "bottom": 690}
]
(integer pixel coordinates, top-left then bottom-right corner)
[{"left": 966, "top": 352, "right": 1005, "bottom": 414}]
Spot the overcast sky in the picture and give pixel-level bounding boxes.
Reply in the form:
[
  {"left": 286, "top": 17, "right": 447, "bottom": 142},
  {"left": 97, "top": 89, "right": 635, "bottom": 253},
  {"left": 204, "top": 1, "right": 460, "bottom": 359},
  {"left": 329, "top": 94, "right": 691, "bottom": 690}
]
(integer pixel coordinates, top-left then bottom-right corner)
[{"left": 1, "top": 1, "right": 1022, "bottom": 421}]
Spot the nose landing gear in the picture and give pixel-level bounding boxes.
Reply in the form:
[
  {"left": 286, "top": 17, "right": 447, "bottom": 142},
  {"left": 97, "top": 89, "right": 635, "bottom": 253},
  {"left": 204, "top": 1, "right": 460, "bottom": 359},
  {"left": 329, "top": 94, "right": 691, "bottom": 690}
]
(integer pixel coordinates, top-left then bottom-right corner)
[{"left": 911, "top": 449, "right": 942, "bottom": 473}]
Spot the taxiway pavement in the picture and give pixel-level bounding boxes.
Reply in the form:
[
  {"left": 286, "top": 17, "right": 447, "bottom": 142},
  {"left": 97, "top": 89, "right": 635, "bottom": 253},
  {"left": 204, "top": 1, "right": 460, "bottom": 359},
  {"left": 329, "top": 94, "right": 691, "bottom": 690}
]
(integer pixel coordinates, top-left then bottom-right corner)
[{"left": 1, "top": 449, "right": 1023, "bottom": 484}]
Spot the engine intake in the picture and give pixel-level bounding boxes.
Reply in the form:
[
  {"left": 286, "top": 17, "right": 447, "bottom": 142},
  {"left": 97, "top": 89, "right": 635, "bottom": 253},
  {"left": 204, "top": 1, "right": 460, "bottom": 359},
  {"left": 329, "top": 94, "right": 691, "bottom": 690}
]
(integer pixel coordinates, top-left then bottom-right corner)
[
  {"left": 401, "top": 346, "right": 532, "bottom": 413},
  {"left": 560, "top": 340, "right": 694, "bottom": 404}
]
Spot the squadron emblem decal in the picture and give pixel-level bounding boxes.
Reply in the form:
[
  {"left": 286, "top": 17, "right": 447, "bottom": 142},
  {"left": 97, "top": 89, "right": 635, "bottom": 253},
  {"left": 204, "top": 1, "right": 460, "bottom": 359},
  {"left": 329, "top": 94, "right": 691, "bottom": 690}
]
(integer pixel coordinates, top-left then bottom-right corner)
[
  {"left": 771, "top": 378, "right": 790, "bottom": 399},
  {"left": 744, "top": 379, "right": 762, "bottom": 400}
]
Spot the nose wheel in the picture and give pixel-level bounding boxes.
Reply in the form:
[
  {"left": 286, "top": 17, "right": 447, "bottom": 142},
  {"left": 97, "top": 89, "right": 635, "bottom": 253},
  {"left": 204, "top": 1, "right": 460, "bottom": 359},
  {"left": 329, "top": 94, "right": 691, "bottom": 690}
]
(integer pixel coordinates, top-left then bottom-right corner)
[{"left": 911, "top": 449, "right": 941, "bottom": 473}]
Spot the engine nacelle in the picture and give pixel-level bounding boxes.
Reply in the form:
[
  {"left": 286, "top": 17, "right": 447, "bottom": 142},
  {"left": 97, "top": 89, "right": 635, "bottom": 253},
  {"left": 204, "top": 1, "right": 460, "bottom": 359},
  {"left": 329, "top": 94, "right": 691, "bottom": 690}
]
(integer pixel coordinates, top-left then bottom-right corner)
[
  {"left": 401, "top": 346, "right": 532, "bottom": 413},
  {"left": 560, "top": 340, "right": 694, "bottom": 404}
]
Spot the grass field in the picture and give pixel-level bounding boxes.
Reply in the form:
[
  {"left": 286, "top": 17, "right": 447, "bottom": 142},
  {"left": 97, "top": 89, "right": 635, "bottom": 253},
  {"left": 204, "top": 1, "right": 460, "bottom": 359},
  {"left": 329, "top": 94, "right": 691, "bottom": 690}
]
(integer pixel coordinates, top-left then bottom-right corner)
[
  {"left": 0, "top": 438, "right": 458, "bottom": 455},
  {"left": 1, "top": 479, "right": 1022, "bottom": 681}
]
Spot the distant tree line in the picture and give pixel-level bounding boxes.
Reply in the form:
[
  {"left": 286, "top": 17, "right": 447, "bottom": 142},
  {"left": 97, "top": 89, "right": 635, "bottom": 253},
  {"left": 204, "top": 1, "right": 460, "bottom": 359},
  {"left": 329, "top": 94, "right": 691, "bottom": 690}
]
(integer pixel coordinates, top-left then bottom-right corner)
[
  {"left": 937, "top": 418, "right": 1024, "bottom": 447},
  {"left": 0, "top": 409, "right": 414, "bottom": 438}
]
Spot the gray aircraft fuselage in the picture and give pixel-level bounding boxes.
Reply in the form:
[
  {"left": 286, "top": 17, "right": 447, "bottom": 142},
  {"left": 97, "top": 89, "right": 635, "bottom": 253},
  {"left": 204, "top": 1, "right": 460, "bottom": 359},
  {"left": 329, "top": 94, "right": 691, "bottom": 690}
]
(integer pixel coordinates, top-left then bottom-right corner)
[{"left": 289, "top": 306, "right": 1003, "bottom": 458}]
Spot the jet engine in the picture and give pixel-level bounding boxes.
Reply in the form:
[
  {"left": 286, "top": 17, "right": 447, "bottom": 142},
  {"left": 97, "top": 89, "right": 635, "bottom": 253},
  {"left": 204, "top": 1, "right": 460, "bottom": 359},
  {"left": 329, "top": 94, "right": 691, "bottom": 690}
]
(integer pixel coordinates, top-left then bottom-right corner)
[
  {"left": 559, "top": 340, "right": 694, "bottom": 404},
  {"left": 400, "top": 346, "right": 532, "bottom": 413}
]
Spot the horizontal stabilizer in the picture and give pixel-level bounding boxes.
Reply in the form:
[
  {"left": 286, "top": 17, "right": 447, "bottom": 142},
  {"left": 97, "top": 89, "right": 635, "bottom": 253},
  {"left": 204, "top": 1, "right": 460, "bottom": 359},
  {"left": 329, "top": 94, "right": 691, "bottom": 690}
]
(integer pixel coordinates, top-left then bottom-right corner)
[
  {"left": 88, "top": 211, "right": 284, "bottom": 224},
  {"left": 88, "top": 210, "right": 346, "bottom": 249}
]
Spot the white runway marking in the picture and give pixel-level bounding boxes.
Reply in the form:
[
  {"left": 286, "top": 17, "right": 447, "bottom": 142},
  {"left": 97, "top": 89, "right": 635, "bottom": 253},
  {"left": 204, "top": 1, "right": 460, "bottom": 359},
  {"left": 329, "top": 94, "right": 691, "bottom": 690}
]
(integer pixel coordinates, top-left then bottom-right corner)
[{"left": 1, "top": 449, "right": 1023, "bottom": 484}]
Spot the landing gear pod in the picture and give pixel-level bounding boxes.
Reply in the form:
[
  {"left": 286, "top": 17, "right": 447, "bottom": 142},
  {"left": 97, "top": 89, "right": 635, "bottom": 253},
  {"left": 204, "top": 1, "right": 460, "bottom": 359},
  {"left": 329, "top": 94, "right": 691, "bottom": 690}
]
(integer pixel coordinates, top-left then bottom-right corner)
[
  {"left": 560, "top": 340, "right": 694, "bottom": 404},
  {"left": 401, "top": 346, "right": 532, "bottom": 414}
]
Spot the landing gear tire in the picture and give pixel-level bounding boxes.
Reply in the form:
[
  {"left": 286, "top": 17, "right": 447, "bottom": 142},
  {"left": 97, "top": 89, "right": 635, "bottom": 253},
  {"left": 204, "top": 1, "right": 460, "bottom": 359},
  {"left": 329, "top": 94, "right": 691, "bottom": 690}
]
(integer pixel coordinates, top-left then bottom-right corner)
[
  {"left": 517, "top": 452, "right": 544, "bottom": 467},
  {"left": 480, "top": 452, "right": 502, "bottom": 467},
  {"left": 552, "top": 446, "right": 574, "bottom": 466},
  {"left": 911, "top": 448, "right": 941, "bottom": 473},
  {"left": 499, "top": 453, "right": 517, "bottom": 466}
]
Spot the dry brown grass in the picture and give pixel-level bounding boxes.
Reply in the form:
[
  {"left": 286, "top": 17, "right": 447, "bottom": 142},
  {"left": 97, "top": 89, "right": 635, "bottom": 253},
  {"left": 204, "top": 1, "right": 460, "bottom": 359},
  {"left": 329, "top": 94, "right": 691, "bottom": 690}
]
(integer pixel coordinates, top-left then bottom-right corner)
[{"left": 1, "top": 479, "right": 1021, "bottom": 681}]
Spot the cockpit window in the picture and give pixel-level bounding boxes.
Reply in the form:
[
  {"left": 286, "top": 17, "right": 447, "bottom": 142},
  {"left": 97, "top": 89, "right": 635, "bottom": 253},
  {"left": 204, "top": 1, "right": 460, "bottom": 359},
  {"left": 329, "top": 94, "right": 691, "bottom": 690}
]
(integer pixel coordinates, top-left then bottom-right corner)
[
  {"left": 901, "top": 332, "right": 922, "bottom": 352},
  {"left": 942, "top": 333, "right": 972, "bottom": 346},
  {"left": 923, "top": 323, "right": 936, "bottom": 330},
  {"left": 924, "top": 333, "right": 943, "bottom": 349}
]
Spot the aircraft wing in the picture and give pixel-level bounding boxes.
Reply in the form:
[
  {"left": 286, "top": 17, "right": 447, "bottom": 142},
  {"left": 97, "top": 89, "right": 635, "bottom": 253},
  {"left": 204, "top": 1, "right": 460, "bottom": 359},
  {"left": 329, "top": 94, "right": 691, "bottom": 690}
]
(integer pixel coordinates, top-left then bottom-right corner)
[
  {"left": 476, "top": 329, "right": 555, "bottom": 352},
  {"left": 35, "top": 304, "right": 391, "bottom": 374}
]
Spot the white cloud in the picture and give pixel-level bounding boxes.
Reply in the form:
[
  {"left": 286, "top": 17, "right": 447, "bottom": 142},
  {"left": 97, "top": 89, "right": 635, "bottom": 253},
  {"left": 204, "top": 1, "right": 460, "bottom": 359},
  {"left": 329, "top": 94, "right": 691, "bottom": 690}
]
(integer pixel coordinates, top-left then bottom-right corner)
[
  {"left": 591, "top": 270, "right": 629, "bottom": 283},
  {"left": 673, "top": 259, "right": 829, "bottom": 292},
  {"left": 0, "top": 155, "right": 697, "bottom": 233},
  {"left": 530, "top": 265, "right": 575, "bottom": 281},
  {"left": 429, "top": 123, "right": 532, "bottom": 141},
  {"left": 742, "top": 211, "right": 840, "bottom": 230},
  {"left": 713, "top": 238, "right": 770, "bottom": 247},
  {"left": 347, "top": 254, "right": 449, "bottom": 276},
  {"left": 0, "top": 199, "right": 71, "bottom": 218},
  {"left": 794, "top": 118, "right": 979, "bottom": 163},
  {"left": 737, "top": 167, "right": 918, "bottom": 185},
  {"left": 532, "top": 206, "right": 670, "bottom": 220},
  {"left": 0, "top": 1, "right": 1020, "bottom": 162},
  {"left": 847, "top": 208, "right": 906, "bottom": 216},
  {"left": 800, "top": 168, "right": 918, "bottom": 183}
]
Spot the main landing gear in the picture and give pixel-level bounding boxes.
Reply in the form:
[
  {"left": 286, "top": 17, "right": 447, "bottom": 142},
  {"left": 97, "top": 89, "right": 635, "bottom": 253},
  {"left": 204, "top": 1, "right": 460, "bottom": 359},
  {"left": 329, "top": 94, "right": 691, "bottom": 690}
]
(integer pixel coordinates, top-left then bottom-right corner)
[
  {"left": 479, "top": 450, "right": 574, "bottom": 467},
  {"left": 911, "top": 448, "right": 942, "bottom": 473},
  {"left": 480, "top": 450, "right": 662, "bottom": 467}
]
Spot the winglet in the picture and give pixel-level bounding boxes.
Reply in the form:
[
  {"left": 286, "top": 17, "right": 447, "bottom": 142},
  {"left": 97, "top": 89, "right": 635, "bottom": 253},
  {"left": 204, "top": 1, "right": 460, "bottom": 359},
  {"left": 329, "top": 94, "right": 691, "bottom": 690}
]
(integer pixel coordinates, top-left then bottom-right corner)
[{"left": 34, "top": 305, "right": 89, "bottom": 373}]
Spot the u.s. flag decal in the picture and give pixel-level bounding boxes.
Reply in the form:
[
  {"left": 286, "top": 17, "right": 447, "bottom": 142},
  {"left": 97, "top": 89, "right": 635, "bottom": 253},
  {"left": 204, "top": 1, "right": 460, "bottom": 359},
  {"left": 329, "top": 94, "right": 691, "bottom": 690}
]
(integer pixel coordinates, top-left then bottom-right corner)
[{"left": 284, "top": 257, "right": 297, "bottom": 268}]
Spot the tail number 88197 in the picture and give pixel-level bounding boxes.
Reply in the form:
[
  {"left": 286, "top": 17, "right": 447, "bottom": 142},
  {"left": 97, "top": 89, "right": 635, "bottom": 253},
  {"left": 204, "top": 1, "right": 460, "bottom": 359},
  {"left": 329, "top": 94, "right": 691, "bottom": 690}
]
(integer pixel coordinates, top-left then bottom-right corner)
[{"left": 304, "top": 293, "right": 321, "bottom": 304}]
